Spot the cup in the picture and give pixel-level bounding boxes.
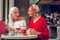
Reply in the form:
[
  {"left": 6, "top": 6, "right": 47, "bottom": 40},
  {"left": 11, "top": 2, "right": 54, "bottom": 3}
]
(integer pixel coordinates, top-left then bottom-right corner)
[{"left": 16, "top": 28, "right": 21, "bottom": 30}]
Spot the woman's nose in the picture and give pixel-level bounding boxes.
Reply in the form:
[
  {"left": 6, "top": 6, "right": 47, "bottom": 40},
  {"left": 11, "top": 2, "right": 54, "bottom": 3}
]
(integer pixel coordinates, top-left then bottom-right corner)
[
  {"left": 17, "top": 13, "right": 19, "bottom": 16},
  {"left": 28, "top": 11, "right": 30, "bottom": 14}
]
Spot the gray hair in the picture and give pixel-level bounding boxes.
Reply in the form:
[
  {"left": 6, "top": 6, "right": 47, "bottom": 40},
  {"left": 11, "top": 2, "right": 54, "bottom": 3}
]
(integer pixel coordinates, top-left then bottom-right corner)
[{"left": 8, "top": 7, "right": 18, "bottom": 28}]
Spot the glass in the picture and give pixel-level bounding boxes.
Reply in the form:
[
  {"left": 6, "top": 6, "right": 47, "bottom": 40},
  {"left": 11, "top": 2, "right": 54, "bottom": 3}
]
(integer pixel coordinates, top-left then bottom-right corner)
[
  {"left": 16, "top": 28, "right": 21, "bottom": 30},
  {"left": 22, "top": 29, "right": 27, "bottom": 35}
]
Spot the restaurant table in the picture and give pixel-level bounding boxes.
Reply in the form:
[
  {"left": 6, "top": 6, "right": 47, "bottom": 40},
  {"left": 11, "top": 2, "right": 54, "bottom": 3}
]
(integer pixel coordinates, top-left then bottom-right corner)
[{"left": 1, "top": 34, "right": 38, "bottom": 40}]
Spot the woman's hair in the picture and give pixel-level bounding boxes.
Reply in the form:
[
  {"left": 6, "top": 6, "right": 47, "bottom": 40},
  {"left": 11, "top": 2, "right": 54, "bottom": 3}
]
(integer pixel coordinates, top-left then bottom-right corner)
[
  {"left": 8, "top": 7, "right": 18, "bottom": 28},
  {"left": 30, "top": 4, "right": 40, "bottom": 13}
]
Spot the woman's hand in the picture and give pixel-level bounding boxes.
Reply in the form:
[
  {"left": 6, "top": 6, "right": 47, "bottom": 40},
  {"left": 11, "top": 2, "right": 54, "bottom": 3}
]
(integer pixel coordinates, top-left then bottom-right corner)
[
  {"left": 31, "top": 32, "right": 41, "bottom": 35},
  {"left": 26, "top": 28, "right": 41, "bottom": 35},
  {"left": 6, "top": 27, "right": 15, "bottom": 32},
  {"left": 30, "top": 29, "right": 41, "bottom": 35},
  {"left": 15, "top": 30, "right": 23, "bottom": 33}
]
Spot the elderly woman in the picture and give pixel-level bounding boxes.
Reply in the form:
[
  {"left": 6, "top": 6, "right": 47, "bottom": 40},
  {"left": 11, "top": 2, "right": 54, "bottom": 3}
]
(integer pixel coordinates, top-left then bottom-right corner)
[
  {"left": 27, "top": 4, "right": 49, "bottom": 40},
  {"left": 8, "top": 7, "right": 27, "bottom": 34}
]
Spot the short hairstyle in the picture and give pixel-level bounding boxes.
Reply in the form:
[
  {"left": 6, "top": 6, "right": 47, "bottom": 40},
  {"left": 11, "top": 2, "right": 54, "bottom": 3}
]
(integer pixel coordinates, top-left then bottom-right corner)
[{"left": 29, "top": 4, "right": 40, "bottom": 13}]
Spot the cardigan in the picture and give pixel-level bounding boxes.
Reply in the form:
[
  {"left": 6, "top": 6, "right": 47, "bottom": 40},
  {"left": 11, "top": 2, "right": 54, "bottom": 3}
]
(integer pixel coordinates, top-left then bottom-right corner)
[{"left": 29, "top": 17, "right": 49, "bottom": 40}]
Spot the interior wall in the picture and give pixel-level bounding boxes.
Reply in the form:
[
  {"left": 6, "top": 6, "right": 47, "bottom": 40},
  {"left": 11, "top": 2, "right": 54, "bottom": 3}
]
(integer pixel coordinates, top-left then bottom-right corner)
[
  {"left": 0, "top": 0, "right": 3, "bottom": 20},
  {"left": 14, "top": 0, "right": 30, "bottom": 25}
]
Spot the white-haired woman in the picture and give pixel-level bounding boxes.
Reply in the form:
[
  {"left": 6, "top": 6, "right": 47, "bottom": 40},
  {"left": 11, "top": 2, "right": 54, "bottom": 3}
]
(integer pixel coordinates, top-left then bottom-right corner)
[
  {"left": 27, "top": 4, "right": 49, "bottom": 40},
  {"left": 8, "top": 7, "right": 27, "bottom": 34}
]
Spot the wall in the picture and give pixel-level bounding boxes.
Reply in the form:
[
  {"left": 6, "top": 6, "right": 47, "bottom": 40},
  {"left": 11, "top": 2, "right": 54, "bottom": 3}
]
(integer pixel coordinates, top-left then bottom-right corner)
[{"left": 0, "top": 0, "right": 3, "bottom": 20}]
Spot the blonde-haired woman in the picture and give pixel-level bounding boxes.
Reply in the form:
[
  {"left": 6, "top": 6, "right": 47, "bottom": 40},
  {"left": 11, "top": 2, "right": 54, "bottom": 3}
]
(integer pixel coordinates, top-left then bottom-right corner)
[
  {"left": 27, "top": 4, "right": 49, "bottom": 40},
  {"left": 8, "top": 7, "right": 27, "bottom": 34}
]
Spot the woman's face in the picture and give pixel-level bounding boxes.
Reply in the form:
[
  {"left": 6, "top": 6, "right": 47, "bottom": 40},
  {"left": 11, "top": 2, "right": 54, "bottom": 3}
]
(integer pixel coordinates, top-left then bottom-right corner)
[
  {"left": 12, "top": 8, "right": 20, "bottom": 19},
  {"left": 28, "top": 7, "right": 34, "bottom": 17}
]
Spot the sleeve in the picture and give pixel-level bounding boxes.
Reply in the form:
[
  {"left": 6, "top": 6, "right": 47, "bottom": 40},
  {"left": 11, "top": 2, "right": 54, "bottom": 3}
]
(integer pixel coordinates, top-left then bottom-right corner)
[
  {"left": 23, "top": 20, "right": 27, "bottom": 29},
  {"left": 8, "top": 21, "right": 14, "bottom": 28},
  {"left": 23, "top": 20, "right": 27, "bottom": 26},
  {"left": 40, "top": 18, "right": 50, "bottom": 38}
]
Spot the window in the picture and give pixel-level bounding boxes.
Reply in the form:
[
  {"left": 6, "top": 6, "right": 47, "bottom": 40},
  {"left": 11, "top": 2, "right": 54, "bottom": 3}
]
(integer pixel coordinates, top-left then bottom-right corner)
[{"left": 3, "top": 0, "right": 9, "bottom": 24}]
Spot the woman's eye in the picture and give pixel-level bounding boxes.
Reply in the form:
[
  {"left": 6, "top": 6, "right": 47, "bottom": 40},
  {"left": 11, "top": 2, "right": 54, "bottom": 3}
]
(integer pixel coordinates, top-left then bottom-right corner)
[{"left": 15, "top": 12, "right": 17, "bottom": 14}]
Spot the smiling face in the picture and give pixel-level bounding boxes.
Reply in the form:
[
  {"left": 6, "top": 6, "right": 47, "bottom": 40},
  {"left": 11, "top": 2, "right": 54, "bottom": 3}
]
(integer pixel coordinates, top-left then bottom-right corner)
[
  {"left": 13, "top": 8, "right": 19, "bottom": 17},
  {"left": 12, "top": 8, "right": 20, "bottom": 20},
  {"left": 28, "top": 4, "right": 40, "bottom": 17},
  {"left": 28, "top": 7, "right": 34, "bottom": 17}
]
